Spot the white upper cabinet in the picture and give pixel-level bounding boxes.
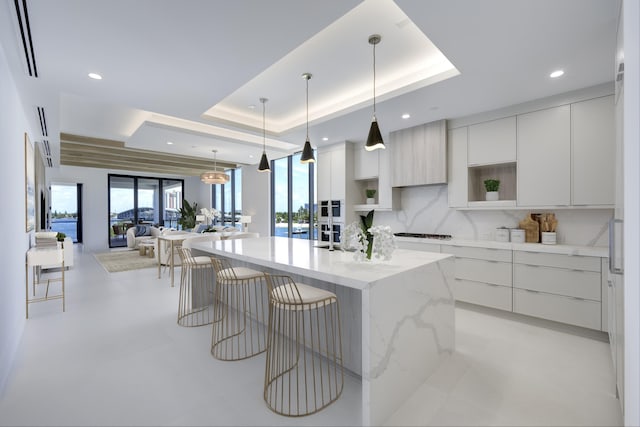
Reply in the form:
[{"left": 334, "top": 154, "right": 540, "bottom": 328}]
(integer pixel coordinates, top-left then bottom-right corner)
[
  {"left": 447, "top": 126, "right": 468, "bottom": 208},
  {"left": 571, "top": 95, "right": 615, "bottom": 205},
  {"left": 468, "top": 116, "right": 516, "bottom": 166},
  {"left": 517, "top": 105, "right": 571, "bottom": 207},
  {"left": 353, "top": 145, "right": 379, "bottom": 180},
  {"left": 317, "top": 145, "right": 347, "bottom": 201},
  {"left": 391, "top": 119, "right": 447, "bottom": 187}
]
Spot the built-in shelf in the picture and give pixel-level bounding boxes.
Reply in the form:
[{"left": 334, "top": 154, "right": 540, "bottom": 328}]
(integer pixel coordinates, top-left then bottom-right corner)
[
  {"left": 354, "top": 204, "right": 388, "bottom": 212},
  {"left": 468, "top": 162, "right": 517, "bottom": 202},
  {"left": 467, "top": 200, "right": 517, "bottom": 209}
]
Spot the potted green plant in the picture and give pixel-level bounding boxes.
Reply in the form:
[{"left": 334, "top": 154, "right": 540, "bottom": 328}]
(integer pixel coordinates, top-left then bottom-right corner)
[
  {"left": 483, "top": 179, "right": 500, "bottom": 201},
  {"left": 178, "top": 199, "right": 198, "bottom": 230},
  {"left": 365, "top": 189, "right": 376, "bottom": 204},
  {"left": 56, "top": 232, "right": 66, "bottom": 242}
]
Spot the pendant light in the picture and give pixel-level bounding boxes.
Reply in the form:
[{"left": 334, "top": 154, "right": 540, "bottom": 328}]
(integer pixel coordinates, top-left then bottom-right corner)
[
  {"left": 258, "top": 97, "right": 271, "bottom": 172},
  {"left": 365, "top": 34, "right": 385, "bottom": 151},
  {"left": 200, "top": 149, "right": 230, "bottom": 184},
  {"left": 300, "top": 73, "right": 315, "bottom": 163}
]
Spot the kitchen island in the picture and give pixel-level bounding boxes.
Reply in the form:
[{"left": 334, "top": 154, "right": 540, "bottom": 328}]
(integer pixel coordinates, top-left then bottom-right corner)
[{"left": 190, "top": 236, "right": 454, "bottom": 426}]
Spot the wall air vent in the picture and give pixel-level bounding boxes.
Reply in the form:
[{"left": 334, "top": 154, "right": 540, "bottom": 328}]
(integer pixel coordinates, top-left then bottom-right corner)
[{"left": 12, "top": 0, "right": 38, "bottom": 77}]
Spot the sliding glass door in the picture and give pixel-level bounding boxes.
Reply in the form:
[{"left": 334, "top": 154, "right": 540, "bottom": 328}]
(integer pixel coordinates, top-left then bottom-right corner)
[{"left": 108, "top": 174, "right": 184, "bottom": 248}]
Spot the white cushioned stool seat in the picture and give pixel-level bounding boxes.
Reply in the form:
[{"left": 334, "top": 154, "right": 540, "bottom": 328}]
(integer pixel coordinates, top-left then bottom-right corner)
[{"left": 210, "top": 257, "right": 268, "bottom": 361}]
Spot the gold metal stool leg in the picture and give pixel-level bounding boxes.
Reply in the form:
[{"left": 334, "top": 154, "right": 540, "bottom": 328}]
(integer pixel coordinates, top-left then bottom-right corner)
[
  {"left": 263, "top": 274, "right": 344, "bottom": 417},
  {"left": 210, "top": 257, "right": 268, "bottom": 361},
  {"left": 176, "top": 247, "right": 214, "bottom": 327}
]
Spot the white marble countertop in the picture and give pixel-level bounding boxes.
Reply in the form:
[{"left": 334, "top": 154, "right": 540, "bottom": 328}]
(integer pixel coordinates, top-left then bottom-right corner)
[
  {"left": 189, "top": 236, "right": 452, "bottom": 290},
  {"left": 394, "top": 236, "right": 608, "bottom": 257}
]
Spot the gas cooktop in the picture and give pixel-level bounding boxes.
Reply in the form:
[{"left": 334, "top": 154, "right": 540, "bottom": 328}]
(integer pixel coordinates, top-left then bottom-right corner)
[{"left": 394, "top": 232, "right": 452, "bottom": 240}]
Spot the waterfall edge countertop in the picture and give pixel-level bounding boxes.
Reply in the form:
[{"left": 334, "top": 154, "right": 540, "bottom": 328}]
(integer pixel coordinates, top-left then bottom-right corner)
[
  {"left": 190, "top": 235, "right": 453, "bottom": 290},
  {"left": 190, "top": 236, "right": 455, "bottom": 426}
]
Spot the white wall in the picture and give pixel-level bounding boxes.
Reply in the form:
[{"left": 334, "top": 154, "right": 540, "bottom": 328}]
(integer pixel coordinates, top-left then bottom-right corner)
[
  {"left": 46, "top": 166, "right": 208, "bottom": 253},
  {"left": 0, "top": 42, "right": 35, "bottom": 394},
  {"left": 240, "top": 164, "right": 270, "bottom": 237},
  {"left": 623, "top": 0, "right": 640, "bottom": 423}
]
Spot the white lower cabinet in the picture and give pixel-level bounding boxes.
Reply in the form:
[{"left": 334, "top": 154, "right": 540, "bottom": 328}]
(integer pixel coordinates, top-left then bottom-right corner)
[
  {"left": 513, "top": 289, "right": 601, "bottom": 330},
  {"left": 441, "top": 245, "right": 512, "bottom": 310},
  {"left": 512, "top": 251, "right": 602, "bottom": 330},
  {"left": 454, "top": 279, "right": 512, "bottom": 311},
  {"left": 399, "top": 241, "right": 606, "bottom": 331}
]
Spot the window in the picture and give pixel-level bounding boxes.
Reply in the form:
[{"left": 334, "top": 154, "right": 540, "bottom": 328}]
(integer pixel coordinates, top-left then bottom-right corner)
[
  {"left": 211, "top": 168, "right": 242, "bottom": 229},
  {"left": 271, "top": 152, "right": 316, "bottom": 240},
  {"left": 108, "top": 174, "right": 184, "bottom": 247}
]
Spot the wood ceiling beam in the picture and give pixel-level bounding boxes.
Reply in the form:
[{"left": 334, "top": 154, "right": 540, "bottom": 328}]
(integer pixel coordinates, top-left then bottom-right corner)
[{"left": 59, "top": 133, "right": 238, "bottom": 176}]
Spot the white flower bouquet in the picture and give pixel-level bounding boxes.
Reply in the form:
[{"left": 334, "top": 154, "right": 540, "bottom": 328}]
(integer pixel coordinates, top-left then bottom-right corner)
[{"left": 340, "top": 210, "right": 396, "bottom": 262}]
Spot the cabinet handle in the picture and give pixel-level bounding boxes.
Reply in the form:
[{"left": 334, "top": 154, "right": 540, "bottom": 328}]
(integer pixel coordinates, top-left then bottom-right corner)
[
  {"left": 608, "top": 280, "right": 613, "bottom": 288},
  {"left": 487, "top": 260, "right": 499, "bottom": 264},
  {"left": 523, "top": 264, "right": 540, "bottom": 268},
  {"left": 570, "top": 296, "right": 587, "bottom": 301},
  {"left": 525, "top": 289, "right": 540, "bottom": 294},
  {"left": 570, "top": 269, "right": 586, "bottom": 273},
  {"left": 487, "top": 283, "right": 500, "bottom": 288}
]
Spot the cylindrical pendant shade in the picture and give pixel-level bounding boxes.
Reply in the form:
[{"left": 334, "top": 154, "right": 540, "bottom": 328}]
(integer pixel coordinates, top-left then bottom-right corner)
[
  {"left": 258, "top": 152, "right": 271, "bottom": 172},
  {"left": 300, "top": 139, "right": 315, "bottom": 163},
  {"left": 365, "top": 118, "right": 385, "bottom": 151}
]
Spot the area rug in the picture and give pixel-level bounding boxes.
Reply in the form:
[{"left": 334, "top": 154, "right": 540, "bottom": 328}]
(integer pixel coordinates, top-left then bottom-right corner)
[{"left": 94, "top": 250, "right": 157, "bottom": 273}]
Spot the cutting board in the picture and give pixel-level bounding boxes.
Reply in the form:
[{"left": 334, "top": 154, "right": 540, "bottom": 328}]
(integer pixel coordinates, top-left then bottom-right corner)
[{"left": 519, "top": 214, "right": 540, "bottom": 243}]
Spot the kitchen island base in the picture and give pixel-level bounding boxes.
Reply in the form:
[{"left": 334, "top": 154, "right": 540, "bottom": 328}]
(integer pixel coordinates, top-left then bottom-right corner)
[{"left": 191, "top": 237, "right": 454, "bottom": 425}]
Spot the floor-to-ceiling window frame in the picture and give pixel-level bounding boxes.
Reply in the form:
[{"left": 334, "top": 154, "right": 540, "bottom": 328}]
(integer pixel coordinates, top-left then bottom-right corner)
[
  {"left": 108, "top": 174, "right": 184, "bottom": 247},
  {"left": 49, "top": 182, "right": 83, "bottom": 243},
  {"left": 211, "top": 168, "right": 242, "bottom": 229},
  {"left": 270, "top": 152, "right": 316, "bottom": 240}
]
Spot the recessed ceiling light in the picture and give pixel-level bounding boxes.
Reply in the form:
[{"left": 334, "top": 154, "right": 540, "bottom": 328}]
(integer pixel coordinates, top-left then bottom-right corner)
[
  {"left": 167, "top": 141, "right": 173, "bottom": 145},
  {"left": 550, "top": 69, "right": 564, "bottom": 78},
  {"left": 88, "top": 72, "right": 102, "bottom": 80},
  {"left": 322, "top": 137, "right": 329, "bottom": 141},
  {"left": 248, "top": 104, "right": 256, "bottom": 109},
  {"left": 249, "top": 154, "right": 254, "bottom": 159},
  {"left": 401, "top": 113, "right": 411, "bottom": 119}
]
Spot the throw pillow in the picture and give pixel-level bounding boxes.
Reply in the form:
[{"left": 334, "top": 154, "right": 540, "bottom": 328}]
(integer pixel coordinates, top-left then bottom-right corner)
[{"left": 135, "top": 225, "right": 150, "bottom": 237}]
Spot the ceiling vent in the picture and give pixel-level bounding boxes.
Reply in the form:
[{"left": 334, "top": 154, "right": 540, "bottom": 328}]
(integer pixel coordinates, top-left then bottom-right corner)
[
  {"left": 12, "top": 0, "right": 38, "bottom": 77},
  {"left": 37, "top": 106, "right": 47, "bottom": 137},
  {"left": 40, "top": 139, "right": 53, "bottom": 168}
]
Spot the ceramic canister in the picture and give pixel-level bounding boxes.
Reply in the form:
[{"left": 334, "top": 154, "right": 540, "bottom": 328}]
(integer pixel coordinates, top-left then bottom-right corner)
[
  {"left": 495, "top": 228, "right": 510, "bottom": 242},
  {"left": 510, "top": 228, "right": 525, "bottom": 243}
]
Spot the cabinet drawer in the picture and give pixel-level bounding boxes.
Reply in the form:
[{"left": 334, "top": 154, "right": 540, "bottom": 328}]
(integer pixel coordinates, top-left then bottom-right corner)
[
  {"left": 395, "top": 241, "right": 440, "bottom": 253},
  {"left": 513, "top": 251, "right": 600, "bottom": 272},
  {"left": 513, "top": 289, "right": 601, "bottom": 330},
  {"left": 454, "top": 278, "right": 512, "bottom": 311},
  {"left": 513, "top": 264, "right": 601, "bottom": 301},
  {"left": 441, "top": 245, "right": 511, "bottom": 262},
  {"left": 455, "top": 258, "right": 512, "bottom": 286}
]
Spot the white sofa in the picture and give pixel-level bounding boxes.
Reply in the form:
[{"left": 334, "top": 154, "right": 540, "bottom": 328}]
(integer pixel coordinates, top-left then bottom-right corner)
[{"left": 126, "top": 225, "right": 162, "bottom": 249}]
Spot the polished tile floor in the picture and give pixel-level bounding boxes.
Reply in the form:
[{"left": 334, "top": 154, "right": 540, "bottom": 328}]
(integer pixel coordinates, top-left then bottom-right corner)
[{"left": 0, "top": 246, "right": 623, "bottom": 426}]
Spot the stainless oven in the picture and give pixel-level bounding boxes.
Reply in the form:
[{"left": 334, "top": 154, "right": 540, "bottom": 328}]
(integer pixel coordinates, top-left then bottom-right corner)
[
  {"left": 320, "top": 223, "right": 341, "bottom": 243},
  {"left": 319, "top": 200, "right": 342, "bottom": 220}
]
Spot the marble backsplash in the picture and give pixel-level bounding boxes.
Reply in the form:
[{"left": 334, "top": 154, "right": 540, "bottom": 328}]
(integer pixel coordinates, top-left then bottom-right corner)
[{"left": 373, "top": 185, "right": 613, "bottom": 247}]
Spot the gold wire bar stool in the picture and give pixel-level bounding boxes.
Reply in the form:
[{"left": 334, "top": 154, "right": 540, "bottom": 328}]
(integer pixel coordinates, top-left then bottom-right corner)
[
  {"left": 263, "top": 274, "right": 344, "bottom": 417},
  {"left": 210, "top": 257, "right": 268, "bottom": 361},
  {"left": 176, "top": 247, "right": 214, "bottom": 327}
]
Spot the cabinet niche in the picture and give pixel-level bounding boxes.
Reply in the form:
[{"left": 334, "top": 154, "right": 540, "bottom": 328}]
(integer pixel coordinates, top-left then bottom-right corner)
[{"left": 467, "top": 162, "right": 516, "bottom": 203}]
